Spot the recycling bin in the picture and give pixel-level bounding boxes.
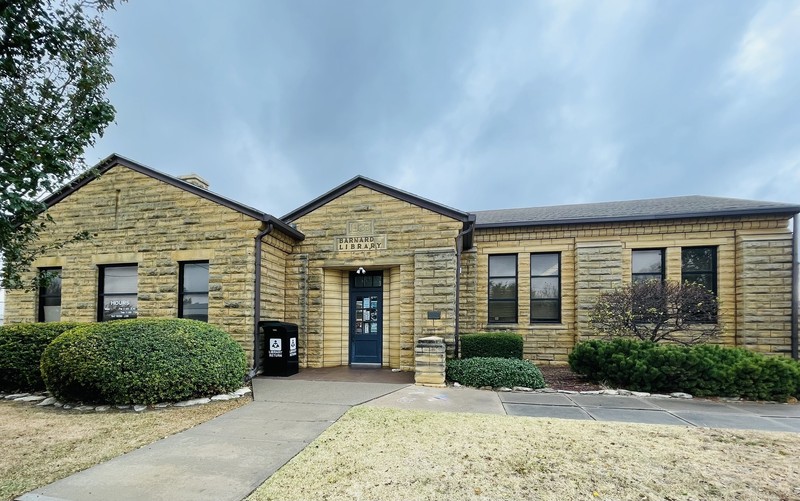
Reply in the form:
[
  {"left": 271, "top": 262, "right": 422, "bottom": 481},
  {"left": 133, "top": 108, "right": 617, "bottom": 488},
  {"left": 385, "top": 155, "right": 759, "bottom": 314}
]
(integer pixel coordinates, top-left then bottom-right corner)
[{"left": 259, "top": 321, "right": 299, "bottom": 377}]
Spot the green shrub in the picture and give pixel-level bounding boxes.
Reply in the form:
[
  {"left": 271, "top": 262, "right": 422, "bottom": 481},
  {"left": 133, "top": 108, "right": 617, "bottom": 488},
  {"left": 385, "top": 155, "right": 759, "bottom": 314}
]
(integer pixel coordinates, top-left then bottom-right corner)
[
  {"left": 41, "top": 318, "right": 247, "bottom": 405},
  {"left": 446, "top": 357, "right": 545, "bottom": 389},
  {"left": 460, "top": 332, "right": 523, "bottom": 359},
  {"left": 0, "top": 322, "right": 83, "bottom": 391},
  {"left": 568, "top": 339, "right": 800, "bottom": 401}
]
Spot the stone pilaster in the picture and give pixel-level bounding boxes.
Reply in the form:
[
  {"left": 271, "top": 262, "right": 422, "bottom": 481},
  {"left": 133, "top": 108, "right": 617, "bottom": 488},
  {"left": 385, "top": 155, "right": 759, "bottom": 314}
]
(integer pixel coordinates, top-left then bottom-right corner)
[{"left": 415, "top": 336, "right": 446, "bottom": 387}]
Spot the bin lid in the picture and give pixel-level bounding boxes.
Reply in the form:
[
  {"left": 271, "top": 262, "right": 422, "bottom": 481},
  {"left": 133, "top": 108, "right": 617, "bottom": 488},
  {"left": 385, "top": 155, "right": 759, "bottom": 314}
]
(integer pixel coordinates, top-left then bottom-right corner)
[{"left": 258, "top": 320, "right": 298, "bottom": 333}]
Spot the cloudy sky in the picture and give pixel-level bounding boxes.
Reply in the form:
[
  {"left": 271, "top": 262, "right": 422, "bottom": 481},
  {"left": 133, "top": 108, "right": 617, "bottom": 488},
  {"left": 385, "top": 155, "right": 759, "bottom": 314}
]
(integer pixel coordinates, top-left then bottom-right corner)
[{"left": 87, "top": 0, "right": 800, "bottom": 218}]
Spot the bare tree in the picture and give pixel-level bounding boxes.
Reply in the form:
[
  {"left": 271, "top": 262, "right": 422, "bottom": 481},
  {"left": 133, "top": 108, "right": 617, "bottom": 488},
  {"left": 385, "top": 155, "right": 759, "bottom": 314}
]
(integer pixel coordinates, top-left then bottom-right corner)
[{"left": 590, "top": 280, "right": 721, "bottom": 344}]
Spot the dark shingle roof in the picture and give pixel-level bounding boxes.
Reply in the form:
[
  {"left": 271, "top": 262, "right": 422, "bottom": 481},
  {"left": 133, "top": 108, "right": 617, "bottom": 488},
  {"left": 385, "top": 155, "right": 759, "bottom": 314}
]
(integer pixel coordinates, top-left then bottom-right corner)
[{"left": 473, "top": 195, "right": 800, "bottom": 228}]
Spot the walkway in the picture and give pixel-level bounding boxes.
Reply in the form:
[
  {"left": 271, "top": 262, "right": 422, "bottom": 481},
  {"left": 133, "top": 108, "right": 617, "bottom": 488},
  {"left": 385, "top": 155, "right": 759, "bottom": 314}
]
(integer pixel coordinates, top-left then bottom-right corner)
[
  {"left": 17, "top": 375, "right": 800, "bottom": 501},
  {"left": 364, "top": 385, "right": 800, "bottom": 432},
  {"left": 17, "top": 378, "right": 407, "bottom": 501}
]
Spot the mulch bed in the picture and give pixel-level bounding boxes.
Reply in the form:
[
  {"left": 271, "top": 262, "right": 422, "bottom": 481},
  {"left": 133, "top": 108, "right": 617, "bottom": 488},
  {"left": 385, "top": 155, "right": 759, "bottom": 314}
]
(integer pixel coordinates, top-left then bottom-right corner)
[{"left": 538, "top": 365, "right": 603, "bottom": 392}]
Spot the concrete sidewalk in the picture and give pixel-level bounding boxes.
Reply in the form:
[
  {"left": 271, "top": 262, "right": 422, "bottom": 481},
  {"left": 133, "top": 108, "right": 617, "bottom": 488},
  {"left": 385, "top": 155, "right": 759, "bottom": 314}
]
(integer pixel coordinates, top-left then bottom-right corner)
[
  {"left": 16, "top": 379, "right": 800, "bottom": 501},
  {"left": 365, "top": 385, "right": 800, "bottom": 432},
  {"left": 17, "top": 379, "right": 408, "bottom": 501}
]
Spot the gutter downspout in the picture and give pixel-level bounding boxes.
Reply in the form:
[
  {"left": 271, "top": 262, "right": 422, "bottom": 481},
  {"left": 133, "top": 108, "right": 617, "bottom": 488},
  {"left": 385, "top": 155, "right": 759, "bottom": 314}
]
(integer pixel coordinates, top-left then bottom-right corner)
[
  {"left": 249, "top": 222, "right": 274, "bottom": 380},
  {"left": 792, "top": 214, "right": 799, "bottom": 360},
  {"left": 454, "top": 222, "right": 474, "bottom": 358}
]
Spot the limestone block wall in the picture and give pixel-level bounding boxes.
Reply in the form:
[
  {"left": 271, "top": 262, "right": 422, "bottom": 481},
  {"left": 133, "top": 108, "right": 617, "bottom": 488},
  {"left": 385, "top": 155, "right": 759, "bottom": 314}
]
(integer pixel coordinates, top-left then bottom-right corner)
[
  {"left": 458, "top": 249, "right": 478, "bottom": 333},
  {"left": 285, "top": 185, "right": 463, "bottom": 368},
  {"left": 575, "top": 242, "right": 622, "bottom": 341},
  {"left": 260, "top": 231, "right": 293, "bottom": 322},
  {"left": 3, "top": 165, "right": 287, "bottom": 363},
  {"left": 465, "top": 215, "right": 794, "bottom": 363},
  {"left": 736, "top": 235, "right": 794, "bottom": 354},
  {"left": 414, "top": 249, "right": 457, "bottom": 353}
]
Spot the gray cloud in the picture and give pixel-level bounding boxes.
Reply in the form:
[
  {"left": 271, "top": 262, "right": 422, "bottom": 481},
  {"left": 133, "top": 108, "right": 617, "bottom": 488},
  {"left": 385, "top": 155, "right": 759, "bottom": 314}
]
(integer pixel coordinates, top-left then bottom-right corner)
[{"left": 88, "top": 0, "right": 800, "bottom": 217}]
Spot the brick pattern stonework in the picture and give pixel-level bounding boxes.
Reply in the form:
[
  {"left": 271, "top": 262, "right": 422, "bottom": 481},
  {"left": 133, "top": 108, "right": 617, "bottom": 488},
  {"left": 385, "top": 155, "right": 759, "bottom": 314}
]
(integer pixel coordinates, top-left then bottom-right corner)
[
  {"left": 4, "top": 166, "right": 295, "bottom": 364},
  {"left": 736, "top": 235, "right": 794, "bottom": 354},
  {"left": 466, "top": 215, "right": 794, "bottom": 364},
  {"left": 286, "top": 185, "right": 463, "bottom": 368},
  {"left": 4, "top": 166, "right": 796, "bottom": 371}
]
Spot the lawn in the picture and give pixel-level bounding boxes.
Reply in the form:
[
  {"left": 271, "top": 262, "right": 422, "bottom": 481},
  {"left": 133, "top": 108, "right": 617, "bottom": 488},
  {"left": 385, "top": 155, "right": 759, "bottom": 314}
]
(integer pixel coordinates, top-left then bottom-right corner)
[
  {"left": 249, "top": 406, "right": 800, "bottom": 501},
  {"left": 0, "top": 398, "right": 249, "bottom": 501}
]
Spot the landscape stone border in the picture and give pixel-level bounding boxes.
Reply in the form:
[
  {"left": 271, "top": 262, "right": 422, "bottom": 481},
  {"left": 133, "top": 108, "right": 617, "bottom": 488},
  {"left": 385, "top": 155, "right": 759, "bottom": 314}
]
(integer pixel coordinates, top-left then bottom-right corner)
[
  {"left": 453, "top": 382, "right": 698, "bottom": 400},
  {"left": 0, "top": 387, "right": 252, "bottom": 413}
]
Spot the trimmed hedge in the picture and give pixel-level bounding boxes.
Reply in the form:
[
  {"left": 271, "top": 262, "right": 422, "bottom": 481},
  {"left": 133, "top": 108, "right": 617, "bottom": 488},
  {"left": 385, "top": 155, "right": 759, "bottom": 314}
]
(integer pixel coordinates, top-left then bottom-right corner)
[
  {"left": 568, "top": 338, "right": 800, "bottom": 401},
  {"left": 446, "top": 357, "right": 545, "bottom": 389},
  {"left": 460, "top": 332, "right": 523, "bottom": 359},
  {"left": 0, "top": 322, "right": 83, "bottom": 391},
  {"left": 41, "top": 318, "right": 247, "bottom": 405}
]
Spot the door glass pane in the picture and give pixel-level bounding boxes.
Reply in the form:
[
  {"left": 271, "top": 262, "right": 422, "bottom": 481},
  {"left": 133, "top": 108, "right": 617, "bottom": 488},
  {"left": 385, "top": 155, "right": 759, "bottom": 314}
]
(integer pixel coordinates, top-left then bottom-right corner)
[
  {"left": 531, "top": 254, "right": 559, "bottom": 276},
  {"left": 104, "top": 266, "right": 137, "bottom": 293},
  {"left": 489, "top": 255, "right": 516, "bottom": 277}
]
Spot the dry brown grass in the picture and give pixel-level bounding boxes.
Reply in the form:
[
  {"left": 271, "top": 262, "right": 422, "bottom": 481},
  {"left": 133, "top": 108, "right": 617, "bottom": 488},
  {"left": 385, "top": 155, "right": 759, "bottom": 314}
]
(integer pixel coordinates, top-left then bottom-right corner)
[
  {"left": 0, "top": 398, "right": 249, "bottom": 501},
  {"left": 250, "top": 406, "right": 800, "bottom": 501}
]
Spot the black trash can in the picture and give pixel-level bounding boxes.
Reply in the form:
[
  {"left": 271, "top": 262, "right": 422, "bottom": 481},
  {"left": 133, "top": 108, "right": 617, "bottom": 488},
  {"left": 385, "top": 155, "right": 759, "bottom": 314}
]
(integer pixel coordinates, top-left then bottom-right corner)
[{"left": 258, "top": 321, "right": 299, "bottom": 377}]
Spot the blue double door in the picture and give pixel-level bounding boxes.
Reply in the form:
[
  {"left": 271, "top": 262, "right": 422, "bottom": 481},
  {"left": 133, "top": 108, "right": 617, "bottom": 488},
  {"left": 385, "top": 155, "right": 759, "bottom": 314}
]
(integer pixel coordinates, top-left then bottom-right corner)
[{"left": 349, "top": 271, "right": 383, "bottom": 365}]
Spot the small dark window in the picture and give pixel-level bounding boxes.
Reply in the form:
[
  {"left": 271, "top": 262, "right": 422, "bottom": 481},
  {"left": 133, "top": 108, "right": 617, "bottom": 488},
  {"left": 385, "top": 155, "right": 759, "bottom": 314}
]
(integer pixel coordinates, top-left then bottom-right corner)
[
  {"left": 98, "top": 265, "right": 138, "bottom": 321},
  {"left": 681, "top": 247, "right": 717, "bottom": 294},
  {"left": 38, "top": 268, "right": 62, "bottom": 322},
  {"left": 179, "top": 262, "right": 209, "bottom": 322},
  {"left": 531, "top": 253, "right": 560, "bottom": 322},
  {"left": 488, "top": 254, "right": 517, "bottom": 323},
  {"left": 682, "top": 247, "right": 718, "bottom": 322}
]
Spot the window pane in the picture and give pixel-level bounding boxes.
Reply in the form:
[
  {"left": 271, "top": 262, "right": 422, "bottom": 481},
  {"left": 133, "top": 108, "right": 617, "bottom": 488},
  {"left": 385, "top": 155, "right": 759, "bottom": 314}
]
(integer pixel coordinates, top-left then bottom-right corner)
[
  {"left": 181, "top": 294, "right": 209, "bottom": 322},
  {"left": 685, "top": 273, "right": 714, "bottom": 291},
  {"left": 43, "top": 306, "right": 61, "bottom": 322},
  {"left": 632, "top": 250, "right": 663, "bottom": 274},
  {"left": 489, "top": 255, "right": 516, "bottom": 277},
  {"left": 682, "top": 248, "right": 713, "bottom": 272},
  {"left": 531, "top": 300, "right": 559, "bottom": 321},
  {"left": 489, "top": 278, "right": 517, "bottom": 299},
  {"left": 182, "top": 263, "right": 209, "bottom": 292},
  {"left": 633, "top": 274, "right": 663, "bottom": 284},
  {"left": 532, "top": 277, "right": 559, "bottom": 298},
  {"left": 531, "top": 254, "right": 559, "bottom": 276},
  {"left": 102, "top": 294, "right": 138, "bottom": 321},
  {"left": 42, "top": 272, "right": 62, "bottom": 296},
  {"left": 488, "top": 301, "right": 516, "bottom": 323},
  {"left": 104, "top": 266, "right": 137, "bottom": 293},
  {"left": 373, "top": 276, "right": 382, "bottom": 287}
]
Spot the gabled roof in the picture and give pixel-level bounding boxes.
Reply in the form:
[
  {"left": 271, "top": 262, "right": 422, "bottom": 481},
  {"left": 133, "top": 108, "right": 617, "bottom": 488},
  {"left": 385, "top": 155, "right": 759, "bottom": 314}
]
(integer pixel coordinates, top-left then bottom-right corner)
[
  {"left": 281, "top": 175, "right": 475, "bottom": 224},
  {"left": 43, "top": 154, "right": 305, "bottom": 240},
  {"left": 473, "top": 195, "right": 800, "bottom": 228}
]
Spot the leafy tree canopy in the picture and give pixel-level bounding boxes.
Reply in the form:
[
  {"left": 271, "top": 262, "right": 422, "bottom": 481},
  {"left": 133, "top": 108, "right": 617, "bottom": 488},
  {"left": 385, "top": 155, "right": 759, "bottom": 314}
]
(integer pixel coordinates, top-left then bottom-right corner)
[{"left": 0, "top": 0, "right": 119, "bottom": 289}]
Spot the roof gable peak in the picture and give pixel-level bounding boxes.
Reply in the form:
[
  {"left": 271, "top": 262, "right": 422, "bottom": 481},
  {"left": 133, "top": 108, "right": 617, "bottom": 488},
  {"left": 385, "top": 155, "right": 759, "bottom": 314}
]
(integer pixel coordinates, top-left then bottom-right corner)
[{"left": 281, "top": 175, "right": 473, "bottom": 223}]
